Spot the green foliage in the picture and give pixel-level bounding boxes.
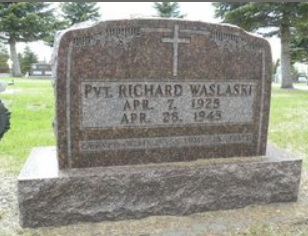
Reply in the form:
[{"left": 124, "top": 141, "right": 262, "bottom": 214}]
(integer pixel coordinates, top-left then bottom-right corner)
[
  {"left": 291, "top": 22, "right": 308, "bottom": 64},
  {"left": 213, "top": 2, "right": 308, "bottom": 36},
  {"left": 43, "top": 2, "right": 101, "bottom": 47},
  {"left": 291, "top": 37, "right": 308, "bottom": 64},
  {"left": 42, "top": 18, "right": 68, "bottom": 47},
  {"left": 213, "top": 2, "right": 308, "bottom": 88},
  {"left": 60, "top": 2, "right": 100, "bottom": 27},
  {"left": 213, "top": 2, "right": 247, "bottom": 18},
  {"left": 0, "top": 2, "right": 56, "bottom": 43},
  {"left": 18, "top": 46, "right": 38, "bottom": 75},
  {"left": 0, "top": 43, "right": 9, "bottom": 73},
  {"left": 153, "top": 2, "right": 186, "bottom": 18},
  {"left": 0, "top": 3, "right": 56, "bottom": 77}
]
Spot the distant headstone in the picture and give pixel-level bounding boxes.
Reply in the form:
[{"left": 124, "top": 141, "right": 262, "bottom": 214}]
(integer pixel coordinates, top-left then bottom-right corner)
[
  {"left": 0, "top": 100, "right": 10, "bottom": 140},
  {"left": 0, "top": 73, "right": 10, "bottom": 78},
  {"left": 30, "top": 63, "right": 52, "bottom": 77},
  {"left": 18, "top": 19, "right": 302, "bottom": 228},
  {"left": 0, "top": 82, "right": 5, "bottom": 93}
]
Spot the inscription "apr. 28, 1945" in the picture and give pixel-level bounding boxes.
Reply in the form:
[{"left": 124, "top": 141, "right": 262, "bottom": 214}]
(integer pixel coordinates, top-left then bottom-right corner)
[{"left": 81, "top": 81, "right": 256, "bottom": 128}]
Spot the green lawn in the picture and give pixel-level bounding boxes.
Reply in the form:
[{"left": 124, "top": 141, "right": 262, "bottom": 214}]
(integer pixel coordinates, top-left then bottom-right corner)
[
  {"left": 0, "top": 78, "right": 308, "bottom": 235},
  {"left": 0, "top": 78, "right": 55, "bottom": 173},
  {"left": 0, "top": 78, "right": 307, "bottom": 173},
  {"left": 270, "top": 84, "right": 308, "bottom": 168}
]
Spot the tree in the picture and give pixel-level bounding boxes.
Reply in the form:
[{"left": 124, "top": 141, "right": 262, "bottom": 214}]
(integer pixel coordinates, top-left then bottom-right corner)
[
  {"left": 43, "top": 20, "right": 68, "bottom": 48},
  {"left": 291, "top": 22, "right": 308, "bottom": 64},
  {"left": 60, "top": 2, "right": 100, "bottom": 27},
  {"left": 44, "top": 3, "right": 101, "bottom": 47},
  {"left": 0, "top": 43, "right": 9, "bottom": 73},
  {"left": 153, "top": 2, "right": 186, "bottom": 18},
  {"left": 291, "top": 37, "right": 308, "bottom": 64},
  {"left": 18, "top": 46, "right": 38, "bottom": 75},
  {"left": 0, "top": 2, "right": 55, "bottom": 77},
  {"left": 213, "top": 2, "right": 308, "bottom": 89}
]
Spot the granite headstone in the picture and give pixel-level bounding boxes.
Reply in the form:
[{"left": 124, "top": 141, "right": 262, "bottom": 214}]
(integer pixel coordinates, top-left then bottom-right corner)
[
  {"left": 55, "top": 19, "right": 272, "bottom": 169},
  {"left": 30, "top": 63, "right": 52, "bottom": 76},
  {"left": 18, "top": 19, "right": 302, "bottom": 228},
  {"left": 0, "top": 82, "right": 5, "bottom": 93},
  {"left": 0, "top": 100, "right": 10, "bottom": 140}
]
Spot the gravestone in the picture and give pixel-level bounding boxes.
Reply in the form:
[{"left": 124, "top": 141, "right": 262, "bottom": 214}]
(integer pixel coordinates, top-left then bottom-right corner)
[
  {"left": 18, "top": 19, "right": 302, "bottom": 228},
  {"left": 30, "top": 63, "right": 52, "bottom": 77},
  {"left": 0, "top": 82, "right": 5, "bottom": 93},
  {"left": 0, "top": 84, "right": 10, "bottom": 140},
  {"left": 55, "top": 20, "right": 271, "bottom": 169},
  {"left": 0, "top": 100, "right": 10, "bottom": 140}
]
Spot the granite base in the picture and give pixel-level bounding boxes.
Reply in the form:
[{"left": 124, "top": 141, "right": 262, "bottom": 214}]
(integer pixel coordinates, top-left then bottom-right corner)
[{"left": 18, "top": 144, "right": 302, "bottom": 228}]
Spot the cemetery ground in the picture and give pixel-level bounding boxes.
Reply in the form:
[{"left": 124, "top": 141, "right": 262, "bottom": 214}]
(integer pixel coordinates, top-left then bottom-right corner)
[{"left": 0, "top": 78, "right": 308, "bottom": 236}]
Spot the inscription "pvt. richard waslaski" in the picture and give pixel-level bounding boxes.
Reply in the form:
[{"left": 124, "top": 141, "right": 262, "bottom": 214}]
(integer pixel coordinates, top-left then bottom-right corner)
[
  {"left": 81, "top": 82, "right": 256, "bottom": 128},
  {"left": 84, "top": 83, "right": 253, "bottom": 98}
]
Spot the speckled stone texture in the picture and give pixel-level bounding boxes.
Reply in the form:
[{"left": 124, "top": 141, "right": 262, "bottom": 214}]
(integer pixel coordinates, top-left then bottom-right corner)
[
  {"left": 18, "top": 144, "right": 302, "bottom": 228},
  {"left": 54, "top": 19, "right": 272, "bottom": 169}
]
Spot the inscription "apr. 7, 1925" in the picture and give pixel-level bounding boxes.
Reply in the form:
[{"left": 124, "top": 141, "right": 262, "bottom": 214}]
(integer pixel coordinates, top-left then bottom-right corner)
[{"left": 81, "top": 81, "right": 256, "bottom": 128}]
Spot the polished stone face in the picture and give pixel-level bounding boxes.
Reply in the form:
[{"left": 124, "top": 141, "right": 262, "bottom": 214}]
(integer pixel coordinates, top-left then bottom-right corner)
[{"left": 54, "top": 19, "right": 272, "bottom": 169}]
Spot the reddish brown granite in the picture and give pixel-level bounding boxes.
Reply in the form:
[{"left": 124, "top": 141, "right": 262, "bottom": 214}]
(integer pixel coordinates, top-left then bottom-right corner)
[{"left": 54, "top": 19, "right": 272, "bottom": 169}]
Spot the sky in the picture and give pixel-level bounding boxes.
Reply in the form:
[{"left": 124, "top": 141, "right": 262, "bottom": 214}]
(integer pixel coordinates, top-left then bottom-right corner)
[{"left": 15, "top": 2, "right": 281, "bottom": 63}]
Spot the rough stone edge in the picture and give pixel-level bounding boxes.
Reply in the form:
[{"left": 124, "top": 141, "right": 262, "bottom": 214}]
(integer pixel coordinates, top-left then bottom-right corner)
[{"left": 17, "top": 144, "right": 302, "bottom": 228}]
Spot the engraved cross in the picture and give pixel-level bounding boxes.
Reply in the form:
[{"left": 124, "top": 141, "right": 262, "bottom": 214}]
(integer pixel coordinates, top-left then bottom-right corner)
[{"left": 161, "top": 25, "right": 191, "bottom": 77}]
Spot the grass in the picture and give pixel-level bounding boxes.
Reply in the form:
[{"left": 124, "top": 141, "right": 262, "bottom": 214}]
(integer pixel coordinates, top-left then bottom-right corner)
[
  {"left": 0, "top": 78, "right": 55, "bottom": 173},
  {"left": 269, "top": 84, "right": 308, "bottom": 167},
  {"left": 0, "top": 78, "right": 308, "bottom": 235},
  {"left": 0, "top": 79, "right": 308, "bottom": 173}
]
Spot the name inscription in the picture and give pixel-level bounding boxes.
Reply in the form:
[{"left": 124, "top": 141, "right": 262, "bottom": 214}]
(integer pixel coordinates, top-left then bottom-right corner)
[{"left": 81, "top": 81, "right": 256, "bottom": 128}]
